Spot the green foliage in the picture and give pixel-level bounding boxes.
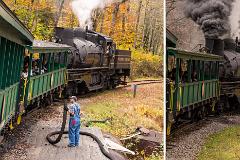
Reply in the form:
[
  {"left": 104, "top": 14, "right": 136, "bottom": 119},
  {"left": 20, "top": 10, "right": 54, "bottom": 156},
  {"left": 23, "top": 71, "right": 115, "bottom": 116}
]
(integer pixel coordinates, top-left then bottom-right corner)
[
  {"left": 130, "top": 49, "right": 163, "bottom": 79},
  {"left": 198, "top": 126, "right": 240, "bottom": 160}
]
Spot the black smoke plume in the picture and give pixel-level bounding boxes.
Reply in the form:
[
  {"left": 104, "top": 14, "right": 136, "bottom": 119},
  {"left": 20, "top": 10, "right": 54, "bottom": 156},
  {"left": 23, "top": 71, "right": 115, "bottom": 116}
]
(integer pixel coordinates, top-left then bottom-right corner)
[{"left": 185, "top": 0, "right": 234, "bottom": 39}]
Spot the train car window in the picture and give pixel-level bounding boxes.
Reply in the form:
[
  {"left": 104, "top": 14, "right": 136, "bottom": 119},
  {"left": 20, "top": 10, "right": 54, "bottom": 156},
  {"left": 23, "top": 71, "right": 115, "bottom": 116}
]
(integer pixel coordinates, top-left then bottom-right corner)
[
  {"left": 180, "top": 59, "right": 188, "bottom": 83},
  {"left": 59, "top": 52, "right": 65, "bottom": 68},
  {"left": 211, "top": 62, "right": 216, "bottom": 79},
  {"left": 200, "top": 61, "right": 204, "bottom": 81},
  {"left": 50, "top": 53, "right": 54, "bottom": 71},
  {"left": 38, "top": 54, "right": 45, "bottom": 75},
  {"left": 209, "top": 62, "right": 212, "bottom": 79},
  {"left": 168, "top": 55, "right": 176, "bottom": 81},
  {"left": 192, "top": 60, "right": 198, "bottom": 82},
  {"left": 187, "top": 60, "right": 192, "bottom": 83},
  {"left": 42, "top": 54, "right": 48, "bottom": 73},
  {"left": 21, "top": 56, "right": 29, "bottom": 79},
  {"left": 32, "top": 60, "right": 38, "bottom": 76}
]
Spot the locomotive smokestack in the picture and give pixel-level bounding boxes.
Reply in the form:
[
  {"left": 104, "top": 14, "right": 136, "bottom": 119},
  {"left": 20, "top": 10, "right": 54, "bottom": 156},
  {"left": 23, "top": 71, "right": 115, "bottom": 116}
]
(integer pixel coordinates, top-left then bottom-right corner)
[
  {"left": 86, "top": 26, "right": 88, "bottom": 32},
  {"left": 205, "top": 38, "right": 224, "bottom": 56}
]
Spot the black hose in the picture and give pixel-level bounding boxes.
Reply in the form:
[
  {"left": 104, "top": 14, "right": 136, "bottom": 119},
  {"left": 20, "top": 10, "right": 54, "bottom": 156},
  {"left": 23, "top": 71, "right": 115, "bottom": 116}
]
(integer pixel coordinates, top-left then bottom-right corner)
[{"left": 46, "top": 100, "right": 115, "bottom": 160}]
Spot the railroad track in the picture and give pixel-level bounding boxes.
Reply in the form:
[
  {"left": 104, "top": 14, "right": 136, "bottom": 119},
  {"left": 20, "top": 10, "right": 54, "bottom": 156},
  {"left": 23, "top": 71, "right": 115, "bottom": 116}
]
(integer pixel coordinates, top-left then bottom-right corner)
[
  {"left": 76, "top": 79, "right": 163, "bottom": 99},
  {"left": 119, "top": 79, "right": 162, "bottom": 88}
]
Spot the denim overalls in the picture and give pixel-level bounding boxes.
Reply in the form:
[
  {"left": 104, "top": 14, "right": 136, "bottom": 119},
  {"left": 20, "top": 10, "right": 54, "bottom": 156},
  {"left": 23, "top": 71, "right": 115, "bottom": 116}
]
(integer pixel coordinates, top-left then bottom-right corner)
[{"left": 69, "top": 103, "right": 81, "bottom": 146}]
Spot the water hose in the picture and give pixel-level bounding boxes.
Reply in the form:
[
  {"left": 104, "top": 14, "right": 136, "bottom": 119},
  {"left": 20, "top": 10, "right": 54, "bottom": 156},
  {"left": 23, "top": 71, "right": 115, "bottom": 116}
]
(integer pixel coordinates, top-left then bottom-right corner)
[{"left": 46, "top": 100, "right": 115, "bottom": 160}]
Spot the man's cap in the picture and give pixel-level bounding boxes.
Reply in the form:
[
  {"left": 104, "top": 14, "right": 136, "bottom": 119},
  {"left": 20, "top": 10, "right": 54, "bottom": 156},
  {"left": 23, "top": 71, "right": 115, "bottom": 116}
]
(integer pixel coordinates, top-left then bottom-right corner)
[{"left": 69, "top": 96, "right": 77, "bottom": 101}]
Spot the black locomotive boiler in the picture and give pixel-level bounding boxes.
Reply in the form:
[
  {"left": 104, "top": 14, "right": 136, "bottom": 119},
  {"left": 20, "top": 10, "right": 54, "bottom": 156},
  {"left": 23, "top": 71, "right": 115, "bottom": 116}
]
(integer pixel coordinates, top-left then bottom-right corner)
[{"left": 205, "top": 37, "right": 240, "bottom": 110}]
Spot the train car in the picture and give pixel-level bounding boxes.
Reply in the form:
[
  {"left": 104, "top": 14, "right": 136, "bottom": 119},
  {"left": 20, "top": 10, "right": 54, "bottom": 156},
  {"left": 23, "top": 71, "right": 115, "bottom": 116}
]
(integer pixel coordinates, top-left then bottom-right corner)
[
  {"left": 166, "top": 48, "right": 224, "bottom": 135},
  {"left": 166, "top": 29, "right": 177, "bottom": 135},
  {"left": 20, "top": 41, "right": 71, "bottom": 112},
  {"left": 0, "top": 1, "right": 34, "bottom": 132},
  {"left": 54, "top": 27, "right": 131, "bottom": 95}
]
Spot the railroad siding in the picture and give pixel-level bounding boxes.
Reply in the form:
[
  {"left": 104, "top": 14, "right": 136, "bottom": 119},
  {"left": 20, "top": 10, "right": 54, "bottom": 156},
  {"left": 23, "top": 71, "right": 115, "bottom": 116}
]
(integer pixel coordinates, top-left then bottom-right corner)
[{"left": 26, "top": 120, "right": 109, "bottom": 160}]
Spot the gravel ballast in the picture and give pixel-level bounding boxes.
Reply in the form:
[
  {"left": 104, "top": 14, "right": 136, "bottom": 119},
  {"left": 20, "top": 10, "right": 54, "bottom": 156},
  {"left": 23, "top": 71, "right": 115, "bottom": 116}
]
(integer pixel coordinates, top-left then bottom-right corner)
[{"left": 167, "top": 115, "right": 240, "bottom": 160}]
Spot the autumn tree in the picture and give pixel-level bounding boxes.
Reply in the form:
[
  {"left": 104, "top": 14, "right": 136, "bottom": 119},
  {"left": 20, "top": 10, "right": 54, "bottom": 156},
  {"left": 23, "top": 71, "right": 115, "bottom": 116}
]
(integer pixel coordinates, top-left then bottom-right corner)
[{"left": 4, "top": 0, "right": 163, "bottom": 55}]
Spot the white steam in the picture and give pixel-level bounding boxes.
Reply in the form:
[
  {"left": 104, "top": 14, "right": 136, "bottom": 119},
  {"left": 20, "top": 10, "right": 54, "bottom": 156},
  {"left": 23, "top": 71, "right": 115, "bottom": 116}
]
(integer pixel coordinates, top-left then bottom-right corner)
[
  {"left": 230, "top": 0, "right": 240, "bottom": 38},
  {"left": 71, "top": 0, "right": 114, "bottom": 28}
]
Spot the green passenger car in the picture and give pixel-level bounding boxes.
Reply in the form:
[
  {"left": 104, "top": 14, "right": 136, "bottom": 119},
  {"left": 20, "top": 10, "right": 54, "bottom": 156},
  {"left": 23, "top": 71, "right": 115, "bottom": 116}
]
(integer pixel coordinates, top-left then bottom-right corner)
[
  {"left": 0, "top": 1, "right": 34, "bottom": 131},
  {"left": 21, "top": 41, "right": 70, "bottom": 109},
  {"left": 166, "top": 48, "right": 224, "bottom": 135}
]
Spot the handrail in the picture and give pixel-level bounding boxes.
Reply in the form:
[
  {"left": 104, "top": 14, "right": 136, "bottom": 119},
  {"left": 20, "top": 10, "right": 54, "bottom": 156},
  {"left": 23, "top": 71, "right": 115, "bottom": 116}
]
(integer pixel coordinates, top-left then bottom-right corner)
[
  {"left": 180, "top": 79, "right": 218, "bottom": 87},
  {"left": 0, "top": 83, "right": 19, "bottom": 95}
]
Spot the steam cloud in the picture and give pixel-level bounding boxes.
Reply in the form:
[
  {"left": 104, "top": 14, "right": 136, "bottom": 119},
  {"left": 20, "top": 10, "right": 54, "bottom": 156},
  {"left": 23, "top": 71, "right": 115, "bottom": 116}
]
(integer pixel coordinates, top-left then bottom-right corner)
[
  {"left": 184, "top": 0, "right": 234, "bottom": 39},
  {"left": 71, "top": 0, "right": 113, "bottom": 28},
  {"left": 230, "top": 0, "right": 240, "bottom": 37}
]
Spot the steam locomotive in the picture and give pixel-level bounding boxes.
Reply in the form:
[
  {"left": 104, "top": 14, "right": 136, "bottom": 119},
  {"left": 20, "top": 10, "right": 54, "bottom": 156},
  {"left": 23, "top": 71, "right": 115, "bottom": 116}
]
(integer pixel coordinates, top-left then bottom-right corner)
[
  {"left": 54, "top": 27, "right": 131, "bottom": 95},
  {"left": 206, "top": 37, "right": 240, "bottom": 110}
]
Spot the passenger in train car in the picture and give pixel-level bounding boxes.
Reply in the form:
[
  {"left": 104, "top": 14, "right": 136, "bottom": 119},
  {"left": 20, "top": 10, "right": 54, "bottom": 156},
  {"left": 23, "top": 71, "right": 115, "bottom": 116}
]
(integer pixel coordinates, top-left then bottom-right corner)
[
  {"left": 32, "top": 60, "right": 39, "bottom": 75},
  {"left": 180, "top": 61, "right": 188, "bottom": 83},
  {"left": 180, "top": 70, "right": 188, "bottom": 83},
  {"left": 192, "top": 70, "right": 197, "bottom": 82},
  {"left": 168, "top": 68, "right": 176, "bottom": 81},
  {"left": 22, "top": 58, "right": 29, "bottom": 79},
  {"left": 21, "top": 67, "right": 28, "bottom": 79}
]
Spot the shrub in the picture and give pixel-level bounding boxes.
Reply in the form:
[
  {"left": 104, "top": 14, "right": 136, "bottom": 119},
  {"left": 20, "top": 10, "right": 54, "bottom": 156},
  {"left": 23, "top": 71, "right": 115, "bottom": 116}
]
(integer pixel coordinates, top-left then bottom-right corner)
[{"left": 130, "top": 49, "right": 163, "bottom": 79}]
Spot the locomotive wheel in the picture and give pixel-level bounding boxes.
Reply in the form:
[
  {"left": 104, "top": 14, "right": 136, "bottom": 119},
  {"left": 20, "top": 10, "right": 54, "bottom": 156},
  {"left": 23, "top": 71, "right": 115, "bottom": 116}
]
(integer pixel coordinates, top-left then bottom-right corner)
[{"left": 228, "top": 95, "right": 240, "bottom": 110}]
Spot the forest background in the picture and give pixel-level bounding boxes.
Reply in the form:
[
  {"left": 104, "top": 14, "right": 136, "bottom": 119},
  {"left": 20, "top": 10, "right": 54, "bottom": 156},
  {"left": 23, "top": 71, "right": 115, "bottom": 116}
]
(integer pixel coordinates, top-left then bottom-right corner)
[{"left": 4, "top": 0, "right": 163, "bottom": 79}]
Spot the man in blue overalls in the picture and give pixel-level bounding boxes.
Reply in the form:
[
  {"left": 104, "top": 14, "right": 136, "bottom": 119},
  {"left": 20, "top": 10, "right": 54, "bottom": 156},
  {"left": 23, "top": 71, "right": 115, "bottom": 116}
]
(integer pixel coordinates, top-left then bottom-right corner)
[{"left": 68, "top": 96, "right": 81, "bottom": 147}]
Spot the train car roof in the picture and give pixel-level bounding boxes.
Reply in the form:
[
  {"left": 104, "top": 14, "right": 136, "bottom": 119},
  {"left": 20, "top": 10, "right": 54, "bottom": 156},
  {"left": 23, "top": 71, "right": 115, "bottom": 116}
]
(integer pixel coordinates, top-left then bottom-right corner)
[
  {"left": 167, "top": 29, "right": 178, "bottom": 48},
  {"left": 28, "top": 40, "right": 72, "bottom": 53},
  {"left": 0, "top": 1, "right": 34, "bottom": 45},
  {"left": 168, "top": 47, "right": 224, "bottom": 61}
]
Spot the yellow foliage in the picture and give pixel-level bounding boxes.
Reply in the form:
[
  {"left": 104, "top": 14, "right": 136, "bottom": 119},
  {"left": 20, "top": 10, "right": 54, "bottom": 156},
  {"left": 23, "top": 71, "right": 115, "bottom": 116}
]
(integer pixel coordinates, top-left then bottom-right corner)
[{"left": 130, "top": 48, "right": 163, "bottom": 79}]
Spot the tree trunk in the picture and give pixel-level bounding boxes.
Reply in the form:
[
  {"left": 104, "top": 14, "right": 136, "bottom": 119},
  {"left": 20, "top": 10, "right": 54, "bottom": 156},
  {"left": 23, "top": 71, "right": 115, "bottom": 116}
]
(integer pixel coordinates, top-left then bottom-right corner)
[
  {"left": 133, "top": 0, "right": 142, "bottom": 49},
  {"left": 54, "top": 0, "right": 65, "bottom": 28}
]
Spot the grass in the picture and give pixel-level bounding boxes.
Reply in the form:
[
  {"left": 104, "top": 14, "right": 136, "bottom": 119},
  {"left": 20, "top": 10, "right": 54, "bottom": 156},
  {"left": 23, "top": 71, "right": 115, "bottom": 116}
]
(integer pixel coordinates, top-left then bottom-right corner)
[
  {"left": 80, "top": 83, "right": 163, "bottom": 137},
  {"left": 197, "top": 126, "right": 240, "bottom": 160}
]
